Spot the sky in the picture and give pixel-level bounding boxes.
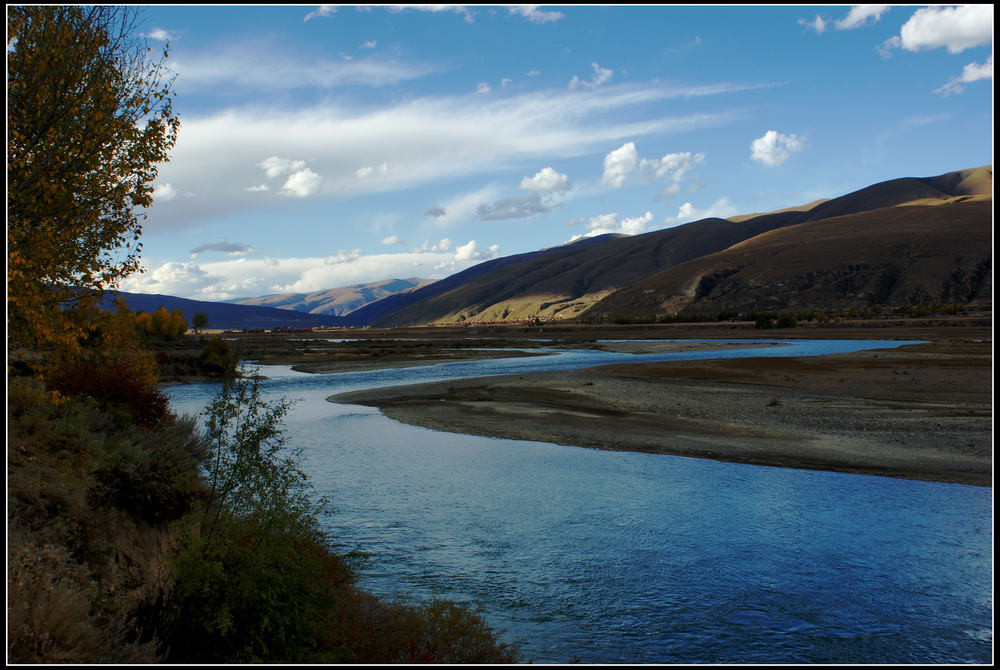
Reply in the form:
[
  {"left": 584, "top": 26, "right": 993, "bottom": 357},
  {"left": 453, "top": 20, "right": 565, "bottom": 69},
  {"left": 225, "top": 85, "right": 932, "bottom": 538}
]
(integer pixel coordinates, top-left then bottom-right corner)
[{"left": 118, "top": 4, "right": 994, "bottom": 302}]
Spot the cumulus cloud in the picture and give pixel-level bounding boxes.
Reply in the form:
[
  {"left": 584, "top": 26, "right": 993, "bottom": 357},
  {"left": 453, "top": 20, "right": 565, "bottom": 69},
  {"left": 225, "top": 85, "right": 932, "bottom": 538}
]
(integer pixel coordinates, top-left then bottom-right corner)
[
  {"left": 414, "top": 238, "right": 452, "bottom": 254},
  {"left": 935, "top": 53, "right": 994, "bottom": 96},
  {"left": 304, "top": 5, "right": 337, "bottom": 22},
  {"left": 477, "top": 193, "right": 549, "bottom": 221},
  {"left": 280, "top": 168, "right": 322, "bottom": 197},
  {"left": 639, "top": 151, "right": 705, "bottom": 194},
  {"left": 258, "top": 156, "right": 306, "bottom": 178},
  {"left": 519, "top": 166, "right": 571, "bottom": 193},
  {"left": 664, "top": 197, "right": 739, "bottom": 227},
  {"left": 425, "top": 205, "right": 447, "bottom": 218},
  {"left": 880, "top": 5, "right": 993, "bottom": 56},
  {"left": 153, "top": 182, "right": 177, "bottom": 202},
  {"left": 749, "top": 130, "right": 803, "bottom": 167},
  {"left": 476, "top": 81, "right": 491, "bottom": 94},
  {"left": 362, "top": 40, "right": 376, "bottom": 48},
  {"left": 570, "top": 62, "right": 614, "bottom": 90},
  {"left": 453, "top": 240, "right": 481, "bottom": 261},
  {"left": 569, "top": 211, "right": 653, "bottom": 241},
  {"left": 189, "top": 239, "right": 256, "bottom": 257},
  {"left": 602, "top": 141, "right": 639, "bottom": 188},
  {"left": 143, "top": 27, "right": 176, "bottom": 41},
  {"left": 245, "top": 184, "right": 269, "bottom": 192},
  {"left": 835, "top": 5, "right": 890, "bottom": 30}
]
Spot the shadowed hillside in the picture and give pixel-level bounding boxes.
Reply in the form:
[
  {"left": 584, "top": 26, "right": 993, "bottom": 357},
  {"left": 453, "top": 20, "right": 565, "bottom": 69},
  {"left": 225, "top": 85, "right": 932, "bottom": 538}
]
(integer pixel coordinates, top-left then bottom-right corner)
[
  {"left": 351, "top": 166, "right": 992, "bottom": 327},
  {"left": 584, "top": 198, "right": 992, "bottom": 319}
]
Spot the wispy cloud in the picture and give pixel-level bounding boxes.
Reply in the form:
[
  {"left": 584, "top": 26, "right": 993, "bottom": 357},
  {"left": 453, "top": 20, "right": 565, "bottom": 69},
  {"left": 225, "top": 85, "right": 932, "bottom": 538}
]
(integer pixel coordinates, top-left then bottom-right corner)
[
  {"left": 146, "top": 81, "right": 756, "bottom": 228},
  {"left": 304, "top": 5, "right": 337, "bottom": 22}
]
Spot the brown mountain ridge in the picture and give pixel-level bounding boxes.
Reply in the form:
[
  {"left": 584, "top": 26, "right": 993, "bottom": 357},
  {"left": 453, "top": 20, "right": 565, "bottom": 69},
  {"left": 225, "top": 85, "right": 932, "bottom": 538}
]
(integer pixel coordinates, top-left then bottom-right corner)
[{"left": 369, "top": 165, "right": 991, "bottom": 326}]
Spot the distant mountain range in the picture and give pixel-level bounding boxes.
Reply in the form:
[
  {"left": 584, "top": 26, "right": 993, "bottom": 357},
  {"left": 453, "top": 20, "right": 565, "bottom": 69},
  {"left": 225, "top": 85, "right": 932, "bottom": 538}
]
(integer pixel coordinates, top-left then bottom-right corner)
[
  {"left": 229, "top": 277, "right": 434, "bottom": 316},
  {"left": 107, "top": 166, "right": 991, "bottom": 330}
]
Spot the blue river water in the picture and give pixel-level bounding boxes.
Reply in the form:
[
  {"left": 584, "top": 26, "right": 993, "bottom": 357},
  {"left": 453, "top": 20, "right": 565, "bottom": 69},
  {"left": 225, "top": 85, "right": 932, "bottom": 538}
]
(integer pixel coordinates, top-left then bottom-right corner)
[{"left": 163, "top": 339, "right": 993, "bottom": 664}]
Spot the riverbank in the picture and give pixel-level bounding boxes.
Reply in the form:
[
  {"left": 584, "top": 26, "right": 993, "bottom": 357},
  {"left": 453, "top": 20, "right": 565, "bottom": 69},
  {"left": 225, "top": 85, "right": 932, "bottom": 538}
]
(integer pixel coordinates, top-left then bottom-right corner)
[{"left": 328, "top": 332, "right": 992, "bottom": 487}]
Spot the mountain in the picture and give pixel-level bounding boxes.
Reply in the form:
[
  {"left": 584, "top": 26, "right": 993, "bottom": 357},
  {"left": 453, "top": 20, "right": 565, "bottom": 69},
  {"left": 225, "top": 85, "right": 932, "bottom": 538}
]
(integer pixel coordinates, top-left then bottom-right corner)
[
  {"left": 356, "top": 165, "right": 992, "bottom": 326},
  {"left": 107, "top": 166, "right": 991, "bottom": 330},
  {"left": 104, "top": 291, "right": 347, "bottom": 330},
  {"left": 231, "top": 277, "right": 433, "bottom": 316},
  {"left": 584, "top": 198, "right": 991, "bottom": 319}
]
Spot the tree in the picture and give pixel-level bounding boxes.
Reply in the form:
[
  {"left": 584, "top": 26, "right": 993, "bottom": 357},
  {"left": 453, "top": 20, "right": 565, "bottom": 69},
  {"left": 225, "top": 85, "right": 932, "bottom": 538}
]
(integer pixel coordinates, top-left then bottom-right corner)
[
  {"left": 7, "top": 5, "right": 180, "bottom": 350},
  {"left": 192, "top": 312, "right": 209, "bottom": 334}
]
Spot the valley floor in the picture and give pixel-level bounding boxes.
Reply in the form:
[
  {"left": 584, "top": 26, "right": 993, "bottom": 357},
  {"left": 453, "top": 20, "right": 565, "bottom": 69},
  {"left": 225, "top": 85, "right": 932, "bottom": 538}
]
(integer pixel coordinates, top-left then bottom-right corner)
[{"left": 327, "top": 325, "right": 993, "bottom": 487}]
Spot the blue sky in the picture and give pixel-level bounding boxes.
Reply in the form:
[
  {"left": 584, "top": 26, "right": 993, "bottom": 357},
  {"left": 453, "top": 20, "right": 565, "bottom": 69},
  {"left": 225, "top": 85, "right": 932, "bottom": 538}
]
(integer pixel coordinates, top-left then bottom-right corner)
[{"left": 120, "top": 4, "right": 993, "bottom": 302}]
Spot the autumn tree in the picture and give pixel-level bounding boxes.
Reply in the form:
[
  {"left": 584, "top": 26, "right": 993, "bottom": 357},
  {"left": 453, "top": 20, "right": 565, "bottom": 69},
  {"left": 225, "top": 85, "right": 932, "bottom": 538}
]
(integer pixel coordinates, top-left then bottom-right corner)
[{"left": 7, "top": 5, "right": 180, "bottom": 351}]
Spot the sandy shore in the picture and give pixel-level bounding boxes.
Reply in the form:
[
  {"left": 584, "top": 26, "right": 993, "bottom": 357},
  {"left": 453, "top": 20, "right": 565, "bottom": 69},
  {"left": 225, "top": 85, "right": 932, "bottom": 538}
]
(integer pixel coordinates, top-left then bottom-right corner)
[{"left": 329, "top": 335, "right": 992, "bottom": 487}]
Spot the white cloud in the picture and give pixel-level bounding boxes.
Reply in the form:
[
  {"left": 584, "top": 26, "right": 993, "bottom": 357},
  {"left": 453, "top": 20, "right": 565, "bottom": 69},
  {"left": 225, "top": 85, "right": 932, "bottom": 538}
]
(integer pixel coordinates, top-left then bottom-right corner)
[
  {"left": 881, "top": 5, "right": 993, "bottom": 56},
  {"left": 245, "top": 184, "right": 269, "bottom": 192},
  {"left": 935, "top": 53, "right": 993, "bottom": 96},
  {"left": 835, "top": 6, "right": 890, "bottom": 30},
  {"left": 749, "top": 130, "right": 803, "bottom": 167},
  {"left": 281, "top": 168, "right": 322, "bottom": 197},
  {"left": 304, "top": 5, "right": 337, "bottom": 22},
  {"left": 123, "top": 248, "right": 500, "bottom": 300},
  {"left": 362, "top": 40, "right": 376, "bottom": 48},
  {"left": 453, "top": 240, "right": 481, "bottom": 261},
  {"left": 413, "top": 238, "right": 452, "bottom": 254},
  {"left": 798, "top": 15, "right": 828, "bottom": 35},
  {"left": 153, "top": 182, "right": 177, "bottom": 202},
  {"left": 526, "top": 68, "right": 541, "bottom": 76},
  {"left": 639, "top": 151, "right": 705, "bottom": 187},
  {"left": 520, "top": 166, "right": 572, "bottom": 193},
  {"left": 602, "top": 141, "right": 639, "bottom": 188},
  {"left": 387, "top": 5, "right": 474, "bottom": 24},
  {"left": 570, "top": 62, "right": 613, "bottom": 90},
  {"left": 381, "top": 235, "right": 400, "bottom": 246},
  {"left": 144, "top": 81, "right": 754, "bottom": 228},
  {"left": 664, "top": 197, "right": 739, "bottom": 227},
  {"left": 501, "top": 77, "right": 512, "bottom": 87},
  {"left": 508, "top": 6, "right": 565, "bottom": 24},
  {"left": 569, "top": 211, "right": 654, "bottom": 241},
  {"left": 476, "top": 81, "right": 491, "bottom": 94},
  {"left": 258, "top": 156, "right": 306, "bottom": 178},
  {"left": 171, "top": 45, "right": 436, "bottom": 92},
  {"left": 144, "top": 27, "right": 176, "bottom": 42},
  {"left": 356, "top": 162, "right": 389, "bottom": 178}
]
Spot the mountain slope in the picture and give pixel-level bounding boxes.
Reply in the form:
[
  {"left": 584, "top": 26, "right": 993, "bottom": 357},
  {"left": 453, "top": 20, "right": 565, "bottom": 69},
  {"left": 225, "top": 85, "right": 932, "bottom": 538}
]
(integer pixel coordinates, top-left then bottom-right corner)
[
  {"left": 584, "top": 198, "right": 992, "bottom": 318},
  {"left": 232, "top": 277, "right": 433, "bottom": 316},
  {"left": 357, "top": 165, "right": 992, "bottom": 326}
]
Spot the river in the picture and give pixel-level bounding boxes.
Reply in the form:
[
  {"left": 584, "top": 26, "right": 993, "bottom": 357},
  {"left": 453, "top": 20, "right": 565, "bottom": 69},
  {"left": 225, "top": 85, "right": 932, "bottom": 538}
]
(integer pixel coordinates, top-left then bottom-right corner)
[{"left": 163, "top": 339, "right": 992, "bottom": 664}]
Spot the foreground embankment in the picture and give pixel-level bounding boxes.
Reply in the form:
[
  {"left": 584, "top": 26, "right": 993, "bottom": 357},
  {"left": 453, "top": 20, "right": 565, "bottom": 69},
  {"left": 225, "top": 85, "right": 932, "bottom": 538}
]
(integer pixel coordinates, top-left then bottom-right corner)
[{"left": 328, "top": 329, "right": 992, "bottom": 487}]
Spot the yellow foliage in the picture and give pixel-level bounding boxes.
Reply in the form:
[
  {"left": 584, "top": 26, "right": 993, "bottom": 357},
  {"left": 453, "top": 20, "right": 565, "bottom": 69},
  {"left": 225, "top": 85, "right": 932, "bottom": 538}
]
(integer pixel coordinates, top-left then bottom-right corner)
[{"left": 7, "top": 6, "right": 179, "bottom": 352}]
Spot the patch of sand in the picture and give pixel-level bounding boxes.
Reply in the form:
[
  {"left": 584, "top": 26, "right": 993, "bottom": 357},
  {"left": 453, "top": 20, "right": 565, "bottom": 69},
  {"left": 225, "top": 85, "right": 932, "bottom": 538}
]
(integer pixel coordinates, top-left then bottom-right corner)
[{"left": 329, "top": 337, "right": 992, "bottom": 487}]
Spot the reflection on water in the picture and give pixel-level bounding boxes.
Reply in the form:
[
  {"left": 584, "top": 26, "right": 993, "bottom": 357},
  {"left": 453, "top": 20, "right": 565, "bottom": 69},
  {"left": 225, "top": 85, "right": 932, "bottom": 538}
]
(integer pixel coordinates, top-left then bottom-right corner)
[{"left": 164, "top": 340, "right": 992, "bottom": 664}]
